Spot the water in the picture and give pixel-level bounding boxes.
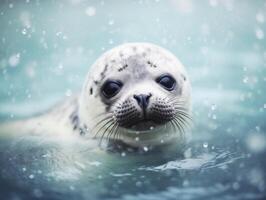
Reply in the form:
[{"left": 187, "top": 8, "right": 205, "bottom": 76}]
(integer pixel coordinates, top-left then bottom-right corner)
[{"left": 0, "top": 0, "right": 266, "bottom": 199}]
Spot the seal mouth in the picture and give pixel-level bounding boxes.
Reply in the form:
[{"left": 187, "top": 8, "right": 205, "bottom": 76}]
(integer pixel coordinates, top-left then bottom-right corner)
[
  {"left": 127, "top": 119, "right": 161, "bottom": 132},
  {"left": 120, "top": 111, "right": 171, "bottom": 132}
]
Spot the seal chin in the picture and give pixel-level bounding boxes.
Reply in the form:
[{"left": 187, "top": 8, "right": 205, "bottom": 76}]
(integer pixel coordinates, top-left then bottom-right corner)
[{"left": 128, "top": 120, "right": 160, "bottom": 132}]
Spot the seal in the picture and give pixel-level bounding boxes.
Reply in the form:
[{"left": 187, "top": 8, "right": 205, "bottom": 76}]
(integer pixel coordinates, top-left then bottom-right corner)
[{"left": 0, "top": 43, "right": 191, "bottom": 150}]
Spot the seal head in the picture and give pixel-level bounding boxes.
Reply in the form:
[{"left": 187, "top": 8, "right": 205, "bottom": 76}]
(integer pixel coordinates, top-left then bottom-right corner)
[{"left": 78, "top": 43, "right": 191, "bottom": 148}]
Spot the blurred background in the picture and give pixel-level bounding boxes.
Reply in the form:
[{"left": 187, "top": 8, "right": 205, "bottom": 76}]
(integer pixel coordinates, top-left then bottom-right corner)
[
  {"left": 0, "top": 0, "right": 266, "bottom": 199},
  {"left": 0, "top": 0, "right": 265, "bottom": 120}
]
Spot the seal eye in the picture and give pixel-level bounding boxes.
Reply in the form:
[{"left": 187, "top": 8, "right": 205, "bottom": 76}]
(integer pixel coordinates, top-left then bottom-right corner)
[
  {"left": 156, "top": 74, "right": 176, "bottom": 91},
  {"left": 102, "top": 80, "right": 123, "bottom": 98}
]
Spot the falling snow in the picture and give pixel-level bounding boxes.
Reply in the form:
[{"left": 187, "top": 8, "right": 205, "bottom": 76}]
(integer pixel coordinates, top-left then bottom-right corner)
[
  {"left": 85, "top": 6, "right": 96, "bottom": 16},
  {"left": 246, "top": 133, "right": 266, "bottom": 153},
  {"left": 203, "top": 142, "right": 208, "bottom": 148},
  {"left": 29, "top": 174, "right": 35, "bottom": 179},
  {"left": 108, "top": 19, "right": 114, "bottom": 26},
  {"left": 65, "top": 89, "right": 72, "bottom": 97},
  {"left": 143, "top": 146, "right": 149, "bottom": 152},
  {"left": 256, "top": 13, "right": 265, "bottom": 23},
  {"left": 8, "top": 53, "right": 20, "bottom": 67},
  {"left": 21, "top": 28, "right": 27, "bottom": 35},
  {"left": 0, "top": 1, "right": 265, "bottom": 199},
  {"left": 255, "top": 28, "right": 264, "bottom": 40}
]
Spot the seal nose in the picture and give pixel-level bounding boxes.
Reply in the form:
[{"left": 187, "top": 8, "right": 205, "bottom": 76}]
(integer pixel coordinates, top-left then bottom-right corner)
[{"left": 133, "top": 94, "right": 152, "bottom": 110}]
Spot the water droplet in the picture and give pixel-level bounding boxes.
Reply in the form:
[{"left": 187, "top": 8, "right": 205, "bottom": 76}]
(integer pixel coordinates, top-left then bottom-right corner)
[
  {"left": 255, "top": 28, "right": 264, "bottom": 40},
  {"left": 21, "top": 28, "right": 27, "bottom": 35},
  {"left": 56, "top": 31, "right": 62, "bottom": 37},
  {"left": 243, "top": 76, "right": 249, "bottom": 83},
  {"left": 256, "top": 13, "right": 265, "bottom": 23},
  {"left": 135, "top": 137, "right": 139, "bottom": 141},
  {"left": 108, "top": 39, "right": 114, "bottom": 44},
  {"left": 108, "top": 20, "right": 114, "bottom": 26},
  {"left": 150, "top": 126, "right": 154, "bottom": 130},
  {"left": 42, "top": 154, "right": 50, "bottom": 158},
  {"left": 211, "top": 104, "right": 216, "bottom": 110},
  {"left": 85, "top": 6, "right": 96, "bottom": 16},
  {"left": 143, "top": 146, "right": 148, "bottom": 152},
  {"left": 65, "top": 89, "right": 72, "bottom": 97},
  {"left": 58, "top": 63, "right": 63, "bottom": 70},
  {"left": 203, "top": 142, "right": 208, "bottom": 148},
  {"left": 246, "top": 133, "right": 266, "bottom": 153},
  {"left": 121, "top": 152, "right": 126, "bottom": 157},
  {"left": 8, "top": 53, "right": 20, "bottom": 67},
  {"left": 22, "top": 167, "right": 27, "bottom": 172},
  {"left": 29, "top": 174, "right": 35, "bottom": 179}
]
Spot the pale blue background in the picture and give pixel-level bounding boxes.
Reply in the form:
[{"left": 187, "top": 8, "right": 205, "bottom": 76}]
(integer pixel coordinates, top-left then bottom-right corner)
[{"left": 0, "top": 0, "right": 265, "bottom": 199}]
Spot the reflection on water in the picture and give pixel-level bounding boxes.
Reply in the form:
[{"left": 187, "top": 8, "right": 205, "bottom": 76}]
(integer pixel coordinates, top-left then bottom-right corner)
[
  {"left": 0, "top": 132, "right": 264, "bottom": 200},
  {"left": 0, "top": 0, "right": 266, "bottom": 199}
]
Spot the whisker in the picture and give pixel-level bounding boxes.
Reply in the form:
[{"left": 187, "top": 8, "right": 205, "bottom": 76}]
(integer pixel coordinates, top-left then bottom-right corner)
[
  {"left": 172, "top": 118, "right": 185, "bottom": 140},
  {"left": 174, "top": 109, "right": 192, "bottom": 120},
  {"left": 93, "top": 118, "right": 114, "bottom": 139},
  {"left": 89, "top": 117, "right": 113, "bottom": 138},
  {"left": 172, "top": 117, "right": 184, "bottom": 134},
  {"left": 164, "top": 96, "right": 178, "bottom": 103},
  {"left": 174, "top": 113, "right": 191, "bottom": 131},
  {"left": 175, "top": 109, "right": 192, "bottom": 123},
  {"left": 115, "top": 126, "right": 122, "bottom": 141},
  {"left": 99, "top": 121, "right": 116, "bottom": 146},
  {"left": 114, "top": 125, "right": 121, "bottom": 141},
  {"left": 169, "top": 120, "right": 179, "bottom": 134},
  {"left": 106, "top": 122, "right": 118, "bottom": 142},
  {"left": 170, "top": 100, "right": 188, "bottom": 106},
  {"left": 94, "top": 111, "right": 113, "bottom": 119},
  {"left": 92, "top": 116, "right": 114, "bottom": 131},
  {"left": 167, "top": 96, "right": 187, "bottom": 101},
  {"left": 112, "top": 124, "right": 119, "bottom": 141}
]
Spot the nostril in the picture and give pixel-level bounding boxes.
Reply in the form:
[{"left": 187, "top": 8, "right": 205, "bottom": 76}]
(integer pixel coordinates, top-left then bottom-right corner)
[
  {"left": 133, "top": 95, "right": 141, "bottom": 104},
  {"left": 146, "top": 93, "right": 152, "bottom": 101},
  {"left": 133, "top": 94, "right": 152, "bottom": 109}
]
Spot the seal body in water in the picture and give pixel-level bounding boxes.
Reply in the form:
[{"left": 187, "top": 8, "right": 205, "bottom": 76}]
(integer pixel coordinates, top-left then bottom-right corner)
[{"left": 0, "top": 43, "right": 191, "bottom": 150}]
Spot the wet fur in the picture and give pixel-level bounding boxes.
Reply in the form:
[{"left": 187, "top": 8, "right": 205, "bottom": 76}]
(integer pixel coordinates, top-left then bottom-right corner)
[{"left": 0, "top": 43, "right": 192, "bottom": 150}]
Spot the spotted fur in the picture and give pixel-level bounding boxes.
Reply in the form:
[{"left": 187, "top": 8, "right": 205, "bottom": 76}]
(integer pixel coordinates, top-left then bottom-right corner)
[{"left": 76, "top": 43, "right": 192, "bottom": 148}]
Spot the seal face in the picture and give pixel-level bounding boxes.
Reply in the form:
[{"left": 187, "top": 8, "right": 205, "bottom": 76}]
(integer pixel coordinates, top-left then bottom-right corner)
[{"left": 78, "top": 43, "right": 191, "bottom": 148}]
